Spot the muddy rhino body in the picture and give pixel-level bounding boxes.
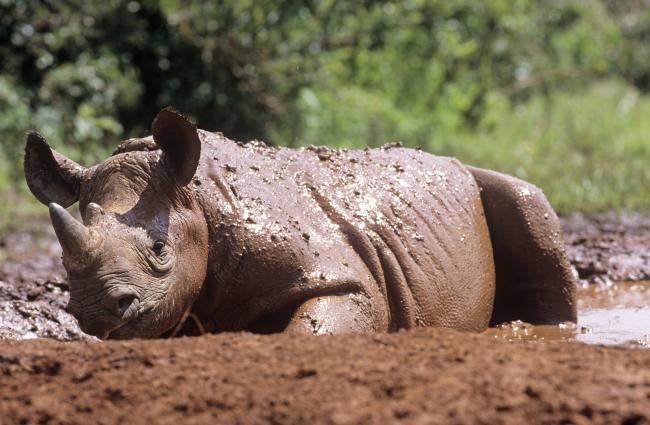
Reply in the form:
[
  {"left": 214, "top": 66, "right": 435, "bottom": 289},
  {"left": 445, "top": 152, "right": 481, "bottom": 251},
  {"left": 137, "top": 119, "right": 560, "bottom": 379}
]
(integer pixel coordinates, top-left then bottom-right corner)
[{"left": 24, "top": 109, "right": 576, "bottom": 339}]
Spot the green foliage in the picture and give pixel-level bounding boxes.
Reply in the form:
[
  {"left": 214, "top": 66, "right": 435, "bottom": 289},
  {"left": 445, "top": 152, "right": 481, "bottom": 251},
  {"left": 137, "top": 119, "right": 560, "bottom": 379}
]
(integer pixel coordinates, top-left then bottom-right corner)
[
  {"left": 0, "top": 0, "right": 648, "bottom": 213},
  {"left": 272, "top": 0, "right": 620, "bottom": 146},
  {"left": 432, "top": 80, "right": 650, "bottom": 212},
  {"left": 0, "top": 76, "right": 30, "bottom": 182}
]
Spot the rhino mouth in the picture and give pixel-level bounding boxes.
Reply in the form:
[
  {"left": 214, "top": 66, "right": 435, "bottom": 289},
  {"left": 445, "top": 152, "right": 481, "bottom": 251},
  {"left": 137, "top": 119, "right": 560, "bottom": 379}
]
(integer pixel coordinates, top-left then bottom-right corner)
[
  {"left": 104, "top": 304, "right": 155, "bottom": 340},
  {"left": 104, "top": 316, "right": 139, "bottom": 340},
  {"left": 75, "top": 294, "right": 143, "bottom": 340},
  {"left": 104, "top": 322, "right": 128, "bottom": 340}
]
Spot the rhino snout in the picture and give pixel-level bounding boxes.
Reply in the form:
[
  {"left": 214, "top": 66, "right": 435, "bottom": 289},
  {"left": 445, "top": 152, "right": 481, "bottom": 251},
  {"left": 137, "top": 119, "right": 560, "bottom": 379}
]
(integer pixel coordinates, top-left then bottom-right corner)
[{"left": 66, "top": 288, "right": 141, "bottom": 339}]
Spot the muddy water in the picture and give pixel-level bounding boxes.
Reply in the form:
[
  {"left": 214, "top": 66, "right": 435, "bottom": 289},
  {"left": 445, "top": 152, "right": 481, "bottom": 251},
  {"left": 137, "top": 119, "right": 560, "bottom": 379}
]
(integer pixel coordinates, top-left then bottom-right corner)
[{"left": 485, "top": 280, "right": 650, "bottom": 348}]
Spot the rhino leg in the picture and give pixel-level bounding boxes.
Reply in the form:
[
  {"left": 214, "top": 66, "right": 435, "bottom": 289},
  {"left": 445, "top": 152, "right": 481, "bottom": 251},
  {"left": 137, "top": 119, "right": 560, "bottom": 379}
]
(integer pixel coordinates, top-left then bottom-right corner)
[
  {"left": 467, "top": 166, "right": 577, "bottom": 325},
  {"left": 284, "top": 293, "right": 378, "bottom": 335}
]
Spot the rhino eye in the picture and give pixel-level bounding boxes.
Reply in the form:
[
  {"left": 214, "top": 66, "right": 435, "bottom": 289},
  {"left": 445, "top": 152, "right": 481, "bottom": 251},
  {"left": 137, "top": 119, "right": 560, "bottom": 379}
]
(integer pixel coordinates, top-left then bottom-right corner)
[{"left": 152, "top": 240, "right": 165, "bottom": 256}]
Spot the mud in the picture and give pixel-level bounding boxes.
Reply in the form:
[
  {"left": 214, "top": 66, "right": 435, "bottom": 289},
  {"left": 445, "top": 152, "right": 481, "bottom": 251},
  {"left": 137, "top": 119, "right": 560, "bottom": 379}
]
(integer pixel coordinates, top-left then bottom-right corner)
[
  {"left": 2, "top": 328, "right": 650, "bottom": 425},
  {"left": 1, "top": 211, "right": 650, "bottom": 424},
  {"left": 563, "top": 211, "right": 650, "bottom": 284},
  {"left": 0, "top": 219, "right": 91, "bottom": 341},
  {"left": 485, "top": 280, "right": 650, "bottom": 347}
]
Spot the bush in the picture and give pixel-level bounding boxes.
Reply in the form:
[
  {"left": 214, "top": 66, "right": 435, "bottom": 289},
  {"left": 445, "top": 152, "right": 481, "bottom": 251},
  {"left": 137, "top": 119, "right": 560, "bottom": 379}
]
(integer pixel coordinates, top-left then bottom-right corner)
[{"left": 0, "top": 0, "right": 648, "bottom": 212}]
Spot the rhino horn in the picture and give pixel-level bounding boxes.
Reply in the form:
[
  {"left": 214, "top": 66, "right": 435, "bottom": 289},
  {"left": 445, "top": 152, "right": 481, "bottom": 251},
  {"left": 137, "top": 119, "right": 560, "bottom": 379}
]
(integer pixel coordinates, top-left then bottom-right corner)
[
  {"left": 84, "top": 202, "right": 104, "bottom": 226},
  {"left": 49, "top": 203, "right": 97, "bottom": 263}
]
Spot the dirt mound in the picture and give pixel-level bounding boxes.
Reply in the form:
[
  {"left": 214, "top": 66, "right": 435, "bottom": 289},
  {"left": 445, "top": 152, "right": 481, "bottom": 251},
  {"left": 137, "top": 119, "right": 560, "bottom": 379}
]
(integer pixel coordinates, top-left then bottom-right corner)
[
  {"left": 0, "top": 255, "right": 86, "bottom": 341},
  {"left": 2, "top": 329, "right": 650, "bottom": 425}
]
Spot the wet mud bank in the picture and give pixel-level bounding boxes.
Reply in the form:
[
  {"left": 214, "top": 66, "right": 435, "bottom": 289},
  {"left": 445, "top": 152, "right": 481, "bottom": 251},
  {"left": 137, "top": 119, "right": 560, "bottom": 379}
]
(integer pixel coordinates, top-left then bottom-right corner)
[
  {"left": 1, "top": 211, "right": 649, "bottom": 424},
  {"left": 0, "top": 221, "right": 88, "bottom": 341},
  {"left": 563, "top": 211, "right": 650, "bottom": 284}
]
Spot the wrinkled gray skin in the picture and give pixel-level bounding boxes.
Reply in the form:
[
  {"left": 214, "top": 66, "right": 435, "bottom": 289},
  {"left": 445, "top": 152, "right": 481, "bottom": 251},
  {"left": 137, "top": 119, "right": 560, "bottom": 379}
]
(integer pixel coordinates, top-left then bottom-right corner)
[{"left": 24, "top": 108, "right": 576, "bottom": 339}]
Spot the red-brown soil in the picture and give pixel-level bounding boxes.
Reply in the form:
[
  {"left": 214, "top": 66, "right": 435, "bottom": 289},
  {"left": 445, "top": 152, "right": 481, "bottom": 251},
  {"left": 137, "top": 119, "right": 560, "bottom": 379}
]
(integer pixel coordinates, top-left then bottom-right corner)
[
  {"left": 2, "top": 329, "right": 650, "bottom": 425},
  {"left": 1, "top": 212, "right": 649, "bottom": 424}
]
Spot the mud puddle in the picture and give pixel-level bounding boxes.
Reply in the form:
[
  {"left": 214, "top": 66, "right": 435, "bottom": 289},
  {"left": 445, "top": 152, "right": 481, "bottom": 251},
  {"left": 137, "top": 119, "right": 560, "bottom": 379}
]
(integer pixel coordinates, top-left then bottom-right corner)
[{"left": 486, "top": 280, "right": 650, "bottom": 347}]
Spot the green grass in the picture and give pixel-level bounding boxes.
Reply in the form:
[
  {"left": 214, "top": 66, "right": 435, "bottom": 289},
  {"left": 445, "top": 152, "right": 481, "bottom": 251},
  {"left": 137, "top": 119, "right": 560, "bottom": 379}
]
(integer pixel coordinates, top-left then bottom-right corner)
[
  {"left": 0, "top": 183, "right": 47, "bottom": 235},
  {"left": 437, "top": 80, "right": 650, "bottom": 212},
  {"left": 279, "top": 79, "right": 650, "bottom": 213}
]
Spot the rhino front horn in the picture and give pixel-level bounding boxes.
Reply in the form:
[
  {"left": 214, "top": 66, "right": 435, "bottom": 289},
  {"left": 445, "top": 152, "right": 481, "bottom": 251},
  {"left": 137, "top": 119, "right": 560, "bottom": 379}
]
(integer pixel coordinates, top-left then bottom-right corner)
[{"left": 49, "top": 203, "right": 98, "bottom": 264}]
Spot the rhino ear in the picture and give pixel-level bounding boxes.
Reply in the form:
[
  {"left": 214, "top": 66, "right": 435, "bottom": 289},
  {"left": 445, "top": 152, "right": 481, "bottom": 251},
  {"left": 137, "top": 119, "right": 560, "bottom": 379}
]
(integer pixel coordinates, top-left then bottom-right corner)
[
  {"left": 24, "top": 132, "right": 86, "bottom": 207},
  {"left": 152, "top": 107, "right": 201, "bottom": 186}
]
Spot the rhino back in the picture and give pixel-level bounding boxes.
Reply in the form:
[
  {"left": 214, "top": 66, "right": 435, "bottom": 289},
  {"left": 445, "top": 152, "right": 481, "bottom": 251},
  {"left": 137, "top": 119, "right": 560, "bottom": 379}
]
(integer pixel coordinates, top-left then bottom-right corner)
[{"left": 195, "top": 132, "right": 495, "bottom": 332}]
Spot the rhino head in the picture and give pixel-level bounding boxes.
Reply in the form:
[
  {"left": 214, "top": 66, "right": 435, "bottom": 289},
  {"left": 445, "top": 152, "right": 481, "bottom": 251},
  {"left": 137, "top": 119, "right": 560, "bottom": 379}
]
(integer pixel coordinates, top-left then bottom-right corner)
[{"left": 23, "top": 109, "right": 209, "bottom": 339}]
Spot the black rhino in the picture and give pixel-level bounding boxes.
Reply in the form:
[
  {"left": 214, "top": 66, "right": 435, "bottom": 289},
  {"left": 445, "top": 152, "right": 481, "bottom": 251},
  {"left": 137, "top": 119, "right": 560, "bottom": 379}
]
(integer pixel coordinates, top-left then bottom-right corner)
[{"left": 24, "top": 108, "right": 576, "bottom": 339}]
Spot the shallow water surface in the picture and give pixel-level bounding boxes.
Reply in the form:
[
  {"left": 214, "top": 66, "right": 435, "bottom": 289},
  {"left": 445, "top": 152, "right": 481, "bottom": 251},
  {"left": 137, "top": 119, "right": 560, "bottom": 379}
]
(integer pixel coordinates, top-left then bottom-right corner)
[{"left": 484, "top": 281, "right": 650, "bottom": 348}]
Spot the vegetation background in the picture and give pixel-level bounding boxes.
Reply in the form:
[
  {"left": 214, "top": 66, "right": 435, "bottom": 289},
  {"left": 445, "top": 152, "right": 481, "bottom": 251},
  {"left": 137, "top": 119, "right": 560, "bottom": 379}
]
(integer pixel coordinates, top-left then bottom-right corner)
[{"left": 1, "top": 0, "right": 649, "bottom": 227}]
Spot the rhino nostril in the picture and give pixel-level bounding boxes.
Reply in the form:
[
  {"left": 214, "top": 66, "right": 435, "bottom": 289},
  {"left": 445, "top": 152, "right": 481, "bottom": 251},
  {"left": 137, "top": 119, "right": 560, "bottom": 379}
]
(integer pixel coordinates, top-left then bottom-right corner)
[{"left": 116, "top": 293, "right": 140, "bottom": 318}]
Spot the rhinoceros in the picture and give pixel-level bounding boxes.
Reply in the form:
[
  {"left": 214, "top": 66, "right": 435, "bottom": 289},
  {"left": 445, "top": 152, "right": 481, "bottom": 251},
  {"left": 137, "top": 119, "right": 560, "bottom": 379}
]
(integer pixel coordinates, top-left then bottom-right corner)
[{"left": 24, "top": 108, "right": 576, "bottom": 339}]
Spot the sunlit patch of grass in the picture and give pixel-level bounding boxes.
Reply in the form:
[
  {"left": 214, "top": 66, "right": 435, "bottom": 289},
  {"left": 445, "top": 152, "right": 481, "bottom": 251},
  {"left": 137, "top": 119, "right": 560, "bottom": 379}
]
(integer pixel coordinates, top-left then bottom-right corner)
[
  {"left": 0, "top": 172, "right": 55, "bottom": 261},
  {"left": 0, "top": 178, "right": 48, "bottom": 236},
  {"left": 0, "top": 195, "right": 46, "bottom": 232},
  {"left": 439, "top": 80, "right": 650, "bottom": 212}
]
